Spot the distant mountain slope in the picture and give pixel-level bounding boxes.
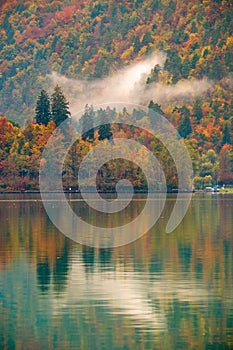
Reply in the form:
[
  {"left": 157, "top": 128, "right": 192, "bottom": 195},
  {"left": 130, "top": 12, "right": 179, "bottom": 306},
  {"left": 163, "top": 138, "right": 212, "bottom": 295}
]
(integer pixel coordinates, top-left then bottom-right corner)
[{"left": 0, "top": 0, "right": 232, "bottom": 124}]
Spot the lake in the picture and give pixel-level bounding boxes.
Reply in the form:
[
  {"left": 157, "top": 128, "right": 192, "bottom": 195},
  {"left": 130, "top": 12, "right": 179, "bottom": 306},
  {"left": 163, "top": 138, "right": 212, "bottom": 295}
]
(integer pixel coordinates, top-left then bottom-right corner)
[{"left": 0, "top": 193, "right": 232, "bottom": 350}]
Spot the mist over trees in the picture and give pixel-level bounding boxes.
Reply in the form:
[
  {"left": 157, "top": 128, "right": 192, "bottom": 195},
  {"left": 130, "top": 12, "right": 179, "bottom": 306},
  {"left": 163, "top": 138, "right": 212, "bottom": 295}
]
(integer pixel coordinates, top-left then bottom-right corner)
[{"left": 0, "top": 0, "right": 232, "bottom": 124}]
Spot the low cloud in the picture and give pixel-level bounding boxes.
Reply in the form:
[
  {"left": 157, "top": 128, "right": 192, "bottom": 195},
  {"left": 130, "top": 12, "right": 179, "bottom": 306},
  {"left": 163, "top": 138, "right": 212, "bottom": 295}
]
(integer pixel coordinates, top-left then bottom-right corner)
[{"left": 48, "top": 52, "right": 212, "bottom": 117}]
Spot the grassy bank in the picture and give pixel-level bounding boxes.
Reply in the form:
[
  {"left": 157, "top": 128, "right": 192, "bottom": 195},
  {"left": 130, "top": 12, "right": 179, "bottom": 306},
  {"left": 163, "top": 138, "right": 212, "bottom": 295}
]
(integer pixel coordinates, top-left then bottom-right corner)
[{"left": 220, "top": 187, "right": 233, "bottom": 194}]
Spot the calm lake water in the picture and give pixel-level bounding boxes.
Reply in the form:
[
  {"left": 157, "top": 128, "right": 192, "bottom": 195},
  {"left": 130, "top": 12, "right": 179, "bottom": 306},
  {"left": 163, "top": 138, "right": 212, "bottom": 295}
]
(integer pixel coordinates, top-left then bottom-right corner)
[{"left": 0, "top": 193, "right": 232, "bottom": 350}]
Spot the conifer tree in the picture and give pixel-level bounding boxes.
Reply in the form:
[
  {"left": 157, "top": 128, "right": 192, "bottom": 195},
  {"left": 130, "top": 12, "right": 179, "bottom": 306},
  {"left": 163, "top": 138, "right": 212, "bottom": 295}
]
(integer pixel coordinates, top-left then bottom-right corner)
[
  {"left": 148, "top": 100, "right": 164, "bottom": 115},
  {"left": 222, "top": 123, "right": 232, "bottom": 146},
  {"left": 178, "top": 108, "right": 192, "bottom": 138},
  {"left": 146, "top": 65, "right": 161, "bottom": 85},
  {"left": 98, "top": 108, "right": 112, "bottom": 141},
  {"left": 51, "top": 85, "right": 71, "bottom": 126},
  {"left": 35, "top": 89, "right": 51, "bottom": 125},
  {"left": 81, "top": 104, "right": 95, "bottom": 141},
  {"left": 148, "top": 100, "right": 165, "bottom": 129},
  {"left": 193, "top": 99, "right": 203, "bottom": 123}
]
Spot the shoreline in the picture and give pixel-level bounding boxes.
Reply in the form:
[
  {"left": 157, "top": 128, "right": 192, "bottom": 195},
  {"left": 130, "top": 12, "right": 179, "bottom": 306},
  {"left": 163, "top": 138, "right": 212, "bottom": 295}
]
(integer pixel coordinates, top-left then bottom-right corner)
[{"left": 0, "top": 189, "right": 232, "bottom": 194}]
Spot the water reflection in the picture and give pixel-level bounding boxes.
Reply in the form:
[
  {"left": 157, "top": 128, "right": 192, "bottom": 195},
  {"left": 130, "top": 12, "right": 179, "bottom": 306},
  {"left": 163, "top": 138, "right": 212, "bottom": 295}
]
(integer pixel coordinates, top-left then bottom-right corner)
[
  {"left": 53, "top": 241, "right": 70, "bottom": 293},
  {"left": 37, "top": 258, "right": 51, "bottom": 292},
  {"left": 0, "top": 194, "right": 232, "bottom": 349}
]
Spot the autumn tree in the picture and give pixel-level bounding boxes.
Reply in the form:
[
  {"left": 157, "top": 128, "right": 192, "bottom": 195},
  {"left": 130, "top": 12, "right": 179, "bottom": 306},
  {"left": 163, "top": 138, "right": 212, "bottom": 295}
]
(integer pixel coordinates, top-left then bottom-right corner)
[
  {"left": 35, "top": 90, "right": 51, "bottom": 125},
  {"left": 51, "top": 85, "right": 71, "bottom": 127}
]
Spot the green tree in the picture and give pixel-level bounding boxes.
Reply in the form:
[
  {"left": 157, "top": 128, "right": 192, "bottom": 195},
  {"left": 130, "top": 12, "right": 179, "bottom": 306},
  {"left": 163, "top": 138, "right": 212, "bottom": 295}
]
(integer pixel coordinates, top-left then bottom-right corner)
[
  {"left": 193, "top": 99, "right": 203, "bottom": 123},
  {"left": 193, "top": 176, "right": 203, "bottom": 190},
  {"left": 98, "top": 108, "right": 113, "bottom": 141},
  {"left": 164, "top": 50, "right": 182, "bottom": 83},
  {"left": 178, "top": 107, "right": 192, "bottom": 138},
  {"left": 148, "top": 100, "right": 164, "bottom": 115},
  {"left": 222, "top": 123, "right": 232, "bottom": 146},
  {"left": 203, "top": 175, "right": 213, "bottom": 187},
  {"left": 35, "top": 90, "right": 51, "bottom": 125},
  {"left": 81, "top": 104, "right": 95, "bottom": 141},
  {"left": 146, "top": 64, "right": 161, "bottom": 84},
  {"left": 51, "top": 85, "right": 71, "bottom": 127},
  {"left": 148, "top": 100, "right": 165, "bottom": 130},
  {"left": 132, "top": 36, "right": 141, "bottom": 54},
  {"left": 141, "top": 31, "right": 153, "bottom": 46}
]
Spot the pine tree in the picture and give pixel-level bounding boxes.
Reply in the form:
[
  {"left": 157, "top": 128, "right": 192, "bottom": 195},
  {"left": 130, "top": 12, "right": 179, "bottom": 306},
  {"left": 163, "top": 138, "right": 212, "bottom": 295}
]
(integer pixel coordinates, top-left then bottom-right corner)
[
  {"left": 98, "top": 108, "right": 112, "bottom": 141},
  {"left": 51, "top": 85, "right": 71, "bottom": 126},
  {"left": 146, "top": 64, "right": 161, "bottom": 85},
  {"left": 148, "top": 100, "right": 164, "bottom": 129},
  {"left": 193, "top": 99, "right": 203, "bottom": 123},
  {"left": 133, "top": 36, "right": 141, "bottom": 54},
  {"left": 35, "top": 89, "right": 51, "bottom": 125},
  {"left": 81, "top": 104, "right": 95, "bottom": 141},
  {"left": 178, "top": 107, "right": 192, "bottom": 138},
  {"left": 222, "top": 123, "right": 232, "bottom": 146},
  {"left": 141, "top": 31, "right": 153, "bottom": 46},
  {"left": 148, "top": 100, "right": 164, "bottom": 115}
]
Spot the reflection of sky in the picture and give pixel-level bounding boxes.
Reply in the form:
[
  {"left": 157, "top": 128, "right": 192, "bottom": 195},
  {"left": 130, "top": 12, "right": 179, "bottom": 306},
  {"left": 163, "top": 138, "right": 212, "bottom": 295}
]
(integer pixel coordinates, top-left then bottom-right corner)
[
  {"left": 51, "top": 257, "right": 217, "bottom": 331},
  {"left": 0, "top": 254, "right": 232, "bottom": 350}
]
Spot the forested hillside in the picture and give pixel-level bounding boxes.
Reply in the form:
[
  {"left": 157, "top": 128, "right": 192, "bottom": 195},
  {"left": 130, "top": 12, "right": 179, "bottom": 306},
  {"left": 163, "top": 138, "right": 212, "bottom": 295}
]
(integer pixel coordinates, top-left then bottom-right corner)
[
  {"left": 0, "top": 0, "right": 232, "bottom": 190},
  {"left": 0, "top": 0, "right": 232, "bottom": 119}
]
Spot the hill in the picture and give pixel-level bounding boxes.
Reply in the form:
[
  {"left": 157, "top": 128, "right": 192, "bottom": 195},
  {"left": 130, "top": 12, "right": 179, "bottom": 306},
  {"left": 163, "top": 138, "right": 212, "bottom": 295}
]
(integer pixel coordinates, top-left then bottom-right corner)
[{"left": 0, "top": 0, "right": 232, "bottom": 120}]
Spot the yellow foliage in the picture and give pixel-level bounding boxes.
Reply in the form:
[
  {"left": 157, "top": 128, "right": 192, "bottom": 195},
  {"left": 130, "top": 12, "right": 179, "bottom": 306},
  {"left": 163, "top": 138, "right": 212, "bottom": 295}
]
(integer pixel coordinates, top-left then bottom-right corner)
[
  {"left": 98, "top": 48, "right": 111, "bottom": 58},
  {"left": 81, "top": 60, "right": 90, "bottom": 74},
  {"left": 201, "top": 46, "right": 211, "bottom": 57},
  {"left": 138, "top": 46, "right": 147, "bottom": 57},
  {"left": 226, "top": 36, "right": 233, "bottom": 48},
  {"left": 120, "top": 46, "right": 134, "bottom": 60}
]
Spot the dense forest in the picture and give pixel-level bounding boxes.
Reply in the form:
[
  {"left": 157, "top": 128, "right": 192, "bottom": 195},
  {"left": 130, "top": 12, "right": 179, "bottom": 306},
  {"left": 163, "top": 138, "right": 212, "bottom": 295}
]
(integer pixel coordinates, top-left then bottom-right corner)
[{"left": 0, "top": 0, "right": 232, "bottom": 190}]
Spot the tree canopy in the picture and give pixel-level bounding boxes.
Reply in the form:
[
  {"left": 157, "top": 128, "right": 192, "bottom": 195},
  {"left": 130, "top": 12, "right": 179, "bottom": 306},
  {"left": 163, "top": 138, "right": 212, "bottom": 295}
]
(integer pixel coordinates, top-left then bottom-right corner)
[
  {"left": 35, "top": 89, "right": 51, "bottom": 125},
  {"left": 51, "top": 85, "right": 71, "bottom": 127}
]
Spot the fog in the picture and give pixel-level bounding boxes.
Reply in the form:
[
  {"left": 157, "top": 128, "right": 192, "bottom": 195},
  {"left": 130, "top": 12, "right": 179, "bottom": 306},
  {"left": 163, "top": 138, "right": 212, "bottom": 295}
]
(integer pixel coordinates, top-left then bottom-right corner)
[{"left": 48, "top": 52, "right": 212, "bottom": 117}]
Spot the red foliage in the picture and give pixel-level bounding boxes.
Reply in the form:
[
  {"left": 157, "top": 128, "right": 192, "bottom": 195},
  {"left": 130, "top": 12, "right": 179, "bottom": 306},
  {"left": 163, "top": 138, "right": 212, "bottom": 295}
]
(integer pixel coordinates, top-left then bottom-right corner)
[{"left": 220, "top": 143, "right": 232, "bottom": 152}]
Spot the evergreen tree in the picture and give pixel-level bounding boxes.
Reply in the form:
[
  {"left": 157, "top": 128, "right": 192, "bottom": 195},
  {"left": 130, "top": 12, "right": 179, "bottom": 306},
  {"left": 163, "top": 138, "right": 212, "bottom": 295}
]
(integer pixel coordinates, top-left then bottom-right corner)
[
  {"left": 98, "top": 108, "right": 113, "bottom": 141},
  {"left": 146, "top": 64, "right": 161, "bottom": 85},
  {"left": 81, "top": 104, "right": 95, "bottom": 141},
  {"left": 51, "top": 85, "right": 71, "bottom": 126},
  {"left": 193, "top": 99, "right": 203, "bottom": 123},
  {"left": 141, "top": 31, "right": 153, "bottom": 46},
  {"left": 35, "top": 89, "right": 51, "bottom": 125},
  {"left": 164, "top": 50, "right": 182, "bottom": 83},
  {"left": 222, "top": 123, "right": 232, "bottom": 146},
  {"left": 148, "top": 100, "right": 164, "bottom": 130},
  {"left": 133, "top": 36, "right": 141, "bottom": 54},
  {"left": 178, "top": 107, "right": 192, "bottom": 138},
  {"left": 148, "top": 100, "right": 164, "bottom": 115}
]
